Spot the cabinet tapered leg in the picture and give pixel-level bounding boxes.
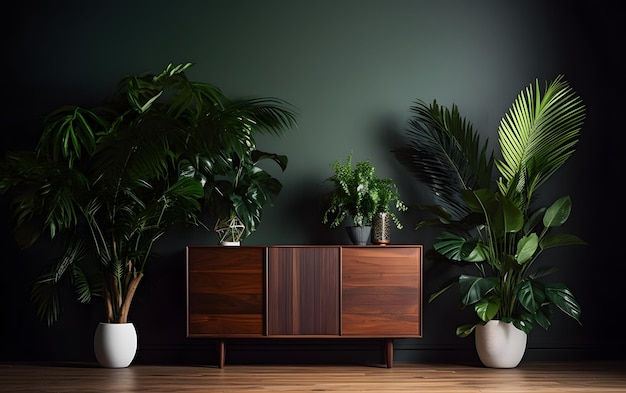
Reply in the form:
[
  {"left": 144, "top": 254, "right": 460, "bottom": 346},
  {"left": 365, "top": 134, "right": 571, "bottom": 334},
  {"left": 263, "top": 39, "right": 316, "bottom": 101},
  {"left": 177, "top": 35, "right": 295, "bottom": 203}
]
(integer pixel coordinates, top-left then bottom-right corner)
[
  {"left": 218, "top": 339, "right": 225, "bottom": 368},
  {"left": 384, "top": 339, "right": 393, "bottom": 368}
]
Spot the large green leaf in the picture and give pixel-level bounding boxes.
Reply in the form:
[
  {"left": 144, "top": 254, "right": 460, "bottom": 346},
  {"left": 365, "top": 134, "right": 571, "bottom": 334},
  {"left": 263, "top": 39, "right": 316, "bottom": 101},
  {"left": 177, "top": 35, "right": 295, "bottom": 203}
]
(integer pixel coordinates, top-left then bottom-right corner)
[
  {"left": 543, "top": 195, "right": 572, "bottom": 228},
  {"left": 533, "top": 305, "right": 552, "bottom": 330},
  {"left": 475, "top": 296, "right": 500, "bottom": 322},
  {"left": 545, "top": 283, "right": 582, "bottom": 324},
  {"left": 540, "top": 233, "right": 587, "bottom": 250},
  {"left": 518, "top": 280, "right": 546, "bottom": 313},
  {"left": 434, "top": 231, "right": 485, "bottom": 262},
  {"left": 458, "top": 275, "right": 499, "bottom": 306},
  {"left": 516, "top": 233, "right": 538, "bottom": 265}
]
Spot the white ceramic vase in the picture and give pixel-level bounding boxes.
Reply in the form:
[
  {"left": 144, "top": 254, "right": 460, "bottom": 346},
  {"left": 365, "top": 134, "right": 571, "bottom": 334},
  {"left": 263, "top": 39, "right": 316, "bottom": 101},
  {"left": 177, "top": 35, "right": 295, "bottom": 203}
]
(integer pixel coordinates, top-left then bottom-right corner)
[
  {"left": 94, "top": 322, "right": 138, "bottom": 368},
  {"left": 475, "top": 320, "right": 527, "bottom": 368}
]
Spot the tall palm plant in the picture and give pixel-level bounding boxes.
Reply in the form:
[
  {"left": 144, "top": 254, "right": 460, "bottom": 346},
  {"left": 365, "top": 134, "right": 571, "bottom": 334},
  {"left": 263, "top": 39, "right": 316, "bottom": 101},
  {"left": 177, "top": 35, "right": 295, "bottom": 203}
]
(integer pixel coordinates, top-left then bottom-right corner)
[
  {"left": 0, "top": 63, "right": 297, "bottom": 325},
  {"left": 394, "top": 75, "right": 586, "bottom": 336}
]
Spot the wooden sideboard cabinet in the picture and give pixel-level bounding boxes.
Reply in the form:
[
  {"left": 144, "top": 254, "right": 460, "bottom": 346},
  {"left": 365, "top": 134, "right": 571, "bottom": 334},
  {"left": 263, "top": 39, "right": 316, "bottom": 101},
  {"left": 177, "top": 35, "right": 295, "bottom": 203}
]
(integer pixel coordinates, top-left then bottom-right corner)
[{"left": 186, "top": 245, "right": 422, "bottom": 367}]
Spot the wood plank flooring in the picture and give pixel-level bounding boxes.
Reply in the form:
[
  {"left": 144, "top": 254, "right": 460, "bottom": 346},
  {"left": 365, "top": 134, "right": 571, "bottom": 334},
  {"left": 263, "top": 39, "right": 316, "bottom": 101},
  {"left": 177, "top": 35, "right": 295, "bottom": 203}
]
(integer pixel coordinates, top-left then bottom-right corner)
[{"left": 1, "top": 361, "right": 625, "bottom": 392}]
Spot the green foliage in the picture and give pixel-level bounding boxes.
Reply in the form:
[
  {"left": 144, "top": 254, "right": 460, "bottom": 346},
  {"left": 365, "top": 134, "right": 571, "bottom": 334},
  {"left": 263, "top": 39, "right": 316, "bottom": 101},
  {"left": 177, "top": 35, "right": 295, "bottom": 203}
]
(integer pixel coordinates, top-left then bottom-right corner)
[
  {"left": 396, "top": 75, "right": 586, "bottom": 336},
  {"left": 206, "top": 150, "right": 290, "bottom": 241},
  {"left": 371, "top": 177, "right": 408, "bottom": 230},
  {"left": 322, "top": 152, "right": 407, "bottom": 229},
  {"left": 0, "top": 63, "right": 297, "bottom": 325},
  {"left": 393, "top": 100, "right": 494, "bottom": 220}
]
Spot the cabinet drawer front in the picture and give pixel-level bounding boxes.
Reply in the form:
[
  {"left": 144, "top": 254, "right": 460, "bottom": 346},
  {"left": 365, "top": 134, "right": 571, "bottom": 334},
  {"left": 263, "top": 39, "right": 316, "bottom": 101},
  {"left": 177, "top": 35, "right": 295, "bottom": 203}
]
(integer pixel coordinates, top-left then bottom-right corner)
[
  {"left": 189, "top": 314, "right": 264, "bottom": 336},
  {"left": 342, "top": 247, "right": 421, "bottom": 273},
  {"left": 188, "top": 246, "right": 264, "bottom": 272},
  {"left": 187, "top": 246, "right": 265, "bottom": 336},
  {"left": 342, "top": 246, "right": 422, "bottom": 337},
  {"left": 341, "top": 313, "right": 420, "bottom": 336}
]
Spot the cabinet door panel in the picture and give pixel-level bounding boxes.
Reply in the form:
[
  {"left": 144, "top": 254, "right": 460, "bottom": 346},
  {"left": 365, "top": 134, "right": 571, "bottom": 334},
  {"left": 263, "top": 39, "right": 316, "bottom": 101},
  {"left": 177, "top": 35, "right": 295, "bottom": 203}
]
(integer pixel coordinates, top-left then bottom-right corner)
[
  {"left": 341, "top": 246, "right": 422, "bottom": 336},
  {"left": 187, "top": 246, "right": 265, "bottom": 337},
  {"left": 267, "top": 247, "right": 340, "bottom": 335}
]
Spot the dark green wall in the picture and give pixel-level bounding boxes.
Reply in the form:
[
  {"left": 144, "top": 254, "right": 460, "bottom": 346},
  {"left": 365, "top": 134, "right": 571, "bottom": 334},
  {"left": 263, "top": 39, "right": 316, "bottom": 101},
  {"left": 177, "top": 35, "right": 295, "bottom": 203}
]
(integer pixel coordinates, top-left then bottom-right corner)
[{"left": 1, "top": 1, "right": 622, "bottom": 364}]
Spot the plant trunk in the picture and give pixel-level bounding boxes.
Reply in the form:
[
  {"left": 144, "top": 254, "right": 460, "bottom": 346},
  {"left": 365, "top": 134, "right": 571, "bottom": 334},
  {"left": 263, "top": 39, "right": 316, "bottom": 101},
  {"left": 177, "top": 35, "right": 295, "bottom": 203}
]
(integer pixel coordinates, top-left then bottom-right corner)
[
  {"left": 103, "top": 272, "right": 144, "bottom": 323},
  {"left": 104, "top": 286, "right": 114, "bottom": 323},
  {"left": 118, "top": 273, "right": 143, "bottom": 324}
]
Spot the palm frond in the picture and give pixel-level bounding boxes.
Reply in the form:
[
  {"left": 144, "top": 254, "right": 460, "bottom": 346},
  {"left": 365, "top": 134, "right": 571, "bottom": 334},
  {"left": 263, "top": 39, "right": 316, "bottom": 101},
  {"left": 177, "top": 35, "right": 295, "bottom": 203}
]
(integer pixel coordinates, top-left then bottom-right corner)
[
  {"left": 37, "top": 106, "right": 108, "bottom": 167},
  {"left": 30, "top": 236, "right": 87, "bottom": 326},
  {"left": 1, "top": 151, "right": 91, "bottom": 247},
  {"left": 393, "top": 100, "right": 494, "bottom": 220},
  {"left": 72, "top": 264, "right": 94, "bottom": 304},
  {"left": 496, "top": 75, "right": 585, "bottom": 209}
]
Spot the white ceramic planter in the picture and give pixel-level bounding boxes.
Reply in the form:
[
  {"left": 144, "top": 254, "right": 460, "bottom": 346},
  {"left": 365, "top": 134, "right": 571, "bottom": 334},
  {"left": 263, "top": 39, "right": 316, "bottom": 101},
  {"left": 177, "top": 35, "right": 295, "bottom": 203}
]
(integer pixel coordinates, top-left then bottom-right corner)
[
  {"left": 475, "top": 320, "right": 527, "bottom": 368},
  {"left": 94, "top": 322, "right": 138, "bottom": 368}
]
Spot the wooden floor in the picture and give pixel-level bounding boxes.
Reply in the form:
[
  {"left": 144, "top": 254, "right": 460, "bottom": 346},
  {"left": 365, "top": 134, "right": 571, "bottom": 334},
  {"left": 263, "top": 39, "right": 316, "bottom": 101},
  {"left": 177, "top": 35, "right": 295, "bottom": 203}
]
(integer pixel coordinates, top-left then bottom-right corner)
[{"left": 1, "top": 361, "right": 625, "bottom": 392}]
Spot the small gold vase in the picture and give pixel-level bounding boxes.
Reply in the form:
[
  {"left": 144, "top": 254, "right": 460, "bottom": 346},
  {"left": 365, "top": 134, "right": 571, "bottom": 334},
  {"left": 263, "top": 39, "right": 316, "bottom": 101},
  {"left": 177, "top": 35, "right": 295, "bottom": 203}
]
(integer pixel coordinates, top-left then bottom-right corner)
[{"left": 372, "top": 212, "right": 391, "bottom": 245}]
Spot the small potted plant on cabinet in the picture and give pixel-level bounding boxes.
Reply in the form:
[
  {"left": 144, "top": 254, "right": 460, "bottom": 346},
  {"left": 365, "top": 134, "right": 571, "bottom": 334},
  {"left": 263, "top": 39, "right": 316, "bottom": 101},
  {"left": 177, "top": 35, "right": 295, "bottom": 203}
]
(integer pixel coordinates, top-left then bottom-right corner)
[
  {"left": 393, "top": 75, "right": 586, "bottom": 367},
  {"left": 322, "top": 152, "right": 406, "bottom": 245},
  {"left": 370, "top": 176, "right": 408, "bottom": 244},
  {"left": 207, "top": 149, "right": 291, "bottom": 246}
]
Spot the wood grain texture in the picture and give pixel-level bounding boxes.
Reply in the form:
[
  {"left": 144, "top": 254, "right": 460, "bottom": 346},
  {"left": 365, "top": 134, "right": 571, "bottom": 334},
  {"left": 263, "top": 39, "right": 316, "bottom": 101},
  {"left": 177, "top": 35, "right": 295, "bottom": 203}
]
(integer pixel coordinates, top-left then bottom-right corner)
[
  {"left": 2, "top": 361, "right": 624, "bottom": 392},
  {"left": 187, "top": 245, "right": 422, "bottom": 367},
  {"left": 341, "top": 246, "right": 422, "bottom": 336},
  {"left": 267, "top": 247, "right": 340, "bottom": 335},
  {"left": 187, "top": 246, "right": 265, "bottom": 337}
]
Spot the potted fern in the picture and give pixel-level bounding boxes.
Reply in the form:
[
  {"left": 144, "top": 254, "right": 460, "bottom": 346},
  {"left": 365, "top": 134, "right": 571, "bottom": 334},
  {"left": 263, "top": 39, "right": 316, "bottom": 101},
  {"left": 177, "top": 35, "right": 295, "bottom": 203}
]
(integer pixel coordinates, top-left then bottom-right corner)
[
  {"left": 322, "top": 152, "right": 406, "bottom": 245},
  {"left": 393, "top": 75, "right": 586, "bottom": 367},
  {"left": 0, "top": 63, "right": 297, "bottom": 367}
]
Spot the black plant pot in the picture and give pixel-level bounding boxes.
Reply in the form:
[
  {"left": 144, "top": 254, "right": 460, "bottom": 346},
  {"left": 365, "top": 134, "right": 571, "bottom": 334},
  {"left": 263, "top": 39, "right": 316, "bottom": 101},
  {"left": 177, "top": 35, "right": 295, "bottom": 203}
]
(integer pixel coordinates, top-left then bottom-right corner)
[{"left": 346, "top": 226, "right": 371, "bottom": 245}]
